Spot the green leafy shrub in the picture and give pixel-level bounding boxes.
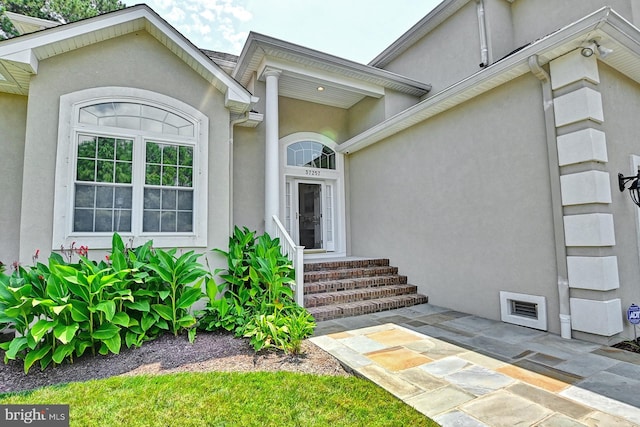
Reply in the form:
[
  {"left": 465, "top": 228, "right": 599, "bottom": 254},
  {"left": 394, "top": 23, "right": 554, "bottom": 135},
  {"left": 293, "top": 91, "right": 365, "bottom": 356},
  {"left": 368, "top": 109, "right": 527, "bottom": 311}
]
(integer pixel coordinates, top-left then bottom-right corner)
[
  {"left": 198, "top": 226, "right": 315, "bottom": 354},
  {"left": 0, "top": 234, "right": 206, "bottom": 373}
]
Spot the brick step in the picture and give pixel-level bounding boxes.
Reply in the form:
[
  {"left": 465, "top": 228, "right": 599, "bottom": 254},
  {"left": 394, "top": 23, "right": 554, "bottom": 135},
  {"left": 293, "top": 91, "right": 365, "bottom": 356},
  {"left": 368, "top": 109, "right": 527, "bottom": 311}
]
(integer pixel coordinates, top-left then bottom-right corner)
[
  {"left": 304, "top": 275, "right": 408, "bottom": 294},
  {"left": 304, "top": 284, "right": 419, "bottom": 308},
  {"left": 304, "top": 266, "right": 398, "bottom": 283},
  {"left": 304, "top": 258, "right": 389, "bottom": 272},
  {"left": 307, "top": 294, "right": 429, "bottom": 322}
]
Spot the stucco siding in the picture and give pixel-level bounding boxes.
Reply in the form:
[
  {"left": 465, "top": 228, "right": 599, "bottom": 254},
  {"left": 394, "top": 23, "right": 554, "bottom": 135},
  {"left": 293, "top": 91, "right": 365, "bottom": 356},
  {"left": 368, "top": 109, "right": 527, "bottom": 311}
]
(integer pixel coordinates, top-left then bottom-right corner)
[
  {"left": 348, "top": 74, "right": 560, "bottom": 331},
  {"left": 18, "top": 31, "right": 231, "bottom": 262},
  {"left": 511, "top": 0, "right": 633, "bottom": 49},
  {"left": 382, "top": 1, "right": 482, "bottom": 94},
  {"left": 279, "top": 96, "right": 349, "bottom": 143},
  {"left": 233, "top": 126, "right": 265, "bottom": 232},
  {"left": 0, "top": 93, "right": 27, "bottom": 265},
  {"left": 348, "top": 96, "right": 385, "bottom": 138}
]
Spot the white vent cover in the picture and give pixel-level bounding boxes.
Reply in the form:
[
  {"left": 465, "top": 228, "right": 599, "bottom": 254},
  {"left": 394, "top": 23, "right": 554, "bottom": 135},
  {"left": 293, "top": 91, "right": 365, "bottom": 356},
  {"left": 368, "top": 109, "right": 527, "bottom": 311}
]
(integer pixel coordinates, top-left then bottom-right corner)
[{"left": 500, "top": 291, "right": 547, "bottom": 330}]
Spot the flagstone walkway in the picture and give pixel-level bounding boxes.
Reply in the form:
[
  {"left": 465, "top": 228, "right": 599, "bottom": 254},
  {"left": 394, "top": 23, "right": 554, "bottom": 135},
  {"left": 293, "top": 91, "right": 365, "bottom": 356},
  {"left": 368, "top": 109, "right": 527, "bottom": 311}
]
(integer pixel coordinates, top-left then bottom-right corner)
[{"left": 310, "top": 304, "right": 640, "bottom": 426}]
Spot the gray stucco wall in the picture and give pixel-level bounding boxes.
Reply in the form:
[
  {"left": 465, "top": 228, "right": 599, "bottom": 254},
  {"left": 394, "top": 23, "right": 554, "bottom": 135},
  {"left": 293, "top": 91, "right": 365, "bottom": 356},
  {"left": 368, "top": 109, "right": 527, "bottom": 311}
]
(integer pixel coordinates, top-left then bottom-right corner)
[
  {"left": 233, "top": 125, "right": 264, "bottom": 233},
  {"left": 347, "top": 74, "right": 561, "bottom": 331},
  {"left": 348, "top": 96, "right": 385, "bottom": 139},
  {"left": 0, "top": 93, "right": 27, "bottom": 265},
  {"left": 280, "top": 96, "right": 349, "bottom": 143},
  {"left": 511, "top": 0, "right": 634, "bottom": 49},
  {"left": 598, "top": 63, "right": 640, "bottom": 341},
  {"left": 348, "top": 91, "right": 419, "bottom": 139},
  {"left": 18, "top": 31, "right": 231, "bottom": 262},
  {"left": 382, "top": 1, "right": 483, "bottom": 95}
]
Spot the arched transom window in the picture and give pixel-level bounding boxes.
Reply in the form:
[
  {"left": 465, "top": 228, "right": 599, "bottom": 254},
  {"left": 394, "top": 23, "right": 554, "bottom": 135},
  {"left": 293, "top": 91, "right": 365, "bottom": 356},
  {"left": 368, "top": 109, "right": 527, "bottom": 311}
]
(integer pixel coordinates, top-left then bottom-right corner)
[
  {"left": 79, "top": 102, "right": 195, "bottom": 136},
  {"left": 287, "top": 141, "right": 336, "bottom": 169}
]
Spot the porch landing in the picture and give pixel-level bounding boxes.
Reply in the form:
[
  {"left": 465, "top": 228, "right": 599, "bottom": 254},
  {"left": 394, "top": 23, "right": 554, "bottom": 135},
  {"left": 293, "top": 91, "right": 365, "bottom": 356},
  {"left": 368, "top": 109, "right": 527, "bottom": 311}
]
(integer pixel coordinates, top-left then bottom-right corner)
[{"left": 303, "top": 257, "right": 428, "bottom": 321}]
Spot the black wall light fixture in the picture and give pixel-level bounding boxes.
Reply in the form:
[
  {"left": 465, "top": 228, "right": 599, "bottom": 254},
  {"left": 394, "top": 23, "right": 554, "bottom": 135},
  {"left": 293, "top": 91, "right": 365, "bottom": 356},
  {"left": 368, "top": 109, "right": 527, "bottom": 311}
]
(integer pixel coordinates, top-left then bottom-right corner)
[{"left": 619, "top": 171, "right": 640, "bottom": 207}]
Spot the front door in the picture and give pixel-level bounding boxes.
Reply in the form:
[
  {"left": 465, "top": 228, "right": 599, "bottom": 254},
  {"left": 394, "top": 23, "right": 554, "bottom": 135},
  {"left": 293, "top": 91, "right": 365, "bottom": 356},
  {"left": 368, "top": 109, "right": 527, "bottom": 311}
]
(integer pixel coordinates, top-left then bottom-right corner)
[{"left": 298, "top": 183, "right": 322, "bottom": 250}]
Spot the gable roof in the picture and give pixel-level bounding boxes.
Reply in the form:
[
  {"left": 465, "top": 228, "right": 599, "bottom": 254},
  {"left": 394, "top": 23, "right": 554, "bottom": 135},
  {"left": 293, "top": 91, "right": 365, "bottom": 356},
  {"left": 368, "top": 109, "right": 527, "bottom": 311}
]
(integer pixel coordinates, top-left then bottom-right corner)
[
  {"left": 0, "top": 5, "right": 255, "bottom": 113},
  {"left": 234, "top": 32, "right": 431, "bottom": 109},
  {"left": 339, "top": 6, "right": 640, "bottom": 154}
]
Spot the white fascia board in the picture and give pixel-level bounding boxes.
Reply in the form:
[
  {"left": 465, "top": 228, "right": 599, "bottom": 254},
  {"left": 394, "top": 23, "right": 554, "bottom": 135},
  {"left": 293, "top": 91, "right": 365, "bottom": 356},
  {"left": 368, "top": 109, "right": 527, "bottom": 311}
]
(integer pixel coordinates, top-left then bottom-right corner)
[
  {"left": 140, "top": 13, "right": 252, "bottom": 111},
  {"left": 338, "top": 7, "right": 625, "bottom": 155},
  {"left": 1, "top": 49, "right": 38, "bottom": 73},
  {"left": 258, "top": 57, "right": 385, "bottom": 98},
  {"left": 0, "top": 8, "right": 147, "bottom": 58}
]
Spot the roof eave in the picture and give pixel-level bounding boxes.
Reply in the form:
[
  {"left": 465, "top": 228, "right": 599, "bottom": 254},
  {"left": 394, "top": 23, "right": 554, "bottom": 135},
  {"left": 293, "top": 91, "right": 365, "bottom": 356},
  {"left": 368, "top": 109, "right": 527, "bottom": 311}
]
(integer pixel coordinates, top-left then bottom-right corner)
[{"left": 0, "top": 5, "right": 254, "bottom": 113}]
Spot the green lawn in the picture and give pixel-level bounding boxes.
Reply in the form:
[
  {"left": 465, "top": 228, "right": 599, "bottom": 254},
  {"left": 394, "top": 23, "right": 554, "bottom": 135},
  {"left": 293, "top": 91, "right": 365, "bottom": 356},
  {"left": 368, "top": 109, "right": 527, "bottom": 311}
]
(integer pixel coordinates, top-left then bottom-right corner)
[{"left": 0, "top": 371, "right": 439, "bottom": 426}]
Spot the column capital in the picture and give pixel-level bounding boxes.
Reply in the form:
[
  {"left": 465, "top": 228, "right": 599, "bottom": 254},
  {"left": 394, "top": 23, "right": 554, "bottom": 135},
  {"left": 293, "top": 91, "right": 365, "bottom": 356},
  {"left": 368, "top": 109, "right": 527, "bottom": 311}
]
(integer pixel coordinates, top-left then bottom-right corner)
[{"left": 263, "top": 68, "right": 282, "bottom": 79}]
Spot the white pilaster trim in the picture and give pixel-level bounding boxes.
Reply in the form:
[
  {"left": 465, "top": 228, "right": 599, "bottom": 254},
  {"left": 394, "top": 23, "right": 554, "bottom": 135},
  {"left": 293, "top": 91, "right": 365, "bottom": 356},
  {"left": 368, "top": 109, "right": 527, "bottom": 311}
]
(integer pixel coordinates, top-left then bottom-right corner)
[
  {"left": 570, "top": 298, "right": 623, "bottom": 336},
  {"left": 549, "top": 49, "right": 600, "bottom": 90},
  {"left": 563, "top": 213, "right": 615, "bottom": 247},
  {"left": 560, "top": 170, "right": 611, "bottom": 206},
  {"left": 557, "top": 128, "right": 608, "bottom": 166},
  {"left": 567, "top": 256, "right": 620, "bottom": 290},
  {"left": 554, "top": 87, "right": 604, "bottom": 127}
]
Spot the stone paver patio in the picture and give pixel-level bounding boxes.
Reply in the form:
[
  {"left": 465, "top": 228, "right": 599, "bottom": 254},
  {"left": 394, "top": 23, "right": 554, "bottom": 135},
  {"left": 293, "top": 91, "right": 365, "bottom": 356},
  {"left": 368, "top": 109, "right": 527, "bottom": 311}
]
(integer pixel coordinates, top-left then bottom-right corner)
[{"left": 310, "top": 304, "right": 640, "bottom": 426}]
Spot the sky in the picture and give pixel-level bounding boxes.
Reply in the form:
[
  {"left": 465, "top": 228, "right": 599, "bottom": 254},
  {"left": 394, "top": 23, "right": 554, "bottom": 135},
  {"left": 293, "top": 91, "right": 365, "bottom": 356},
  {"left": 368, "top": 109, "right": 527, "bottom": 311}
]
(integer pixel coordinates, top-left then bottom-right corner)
[{"left": 143, "top": 0, "right": 443, "bottom": 64}]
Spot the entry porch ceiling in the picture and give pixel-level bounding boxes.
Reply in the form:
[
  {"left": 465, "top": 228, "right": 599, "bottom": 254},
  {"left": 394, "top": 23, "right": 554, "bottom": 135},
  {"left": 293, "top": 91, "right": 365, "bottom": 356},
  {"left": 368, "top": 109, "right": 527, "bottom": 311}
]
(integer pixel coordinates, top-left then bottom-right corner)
[
  {"left": 234, "top": 32, "right": 431, "bottom": 110},
  {"left": 258, "top": 58, "right": 386, "bottom": 109}
]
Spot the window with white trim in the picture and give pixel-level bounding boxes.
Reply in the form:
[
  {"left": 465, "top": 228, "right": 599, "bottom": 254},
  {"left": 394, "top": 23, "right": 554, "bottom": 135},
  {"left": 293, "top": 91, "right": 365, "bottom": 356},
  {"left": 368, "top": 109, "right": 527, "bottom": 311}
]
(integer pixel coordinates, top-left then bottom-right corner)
[{"left": 53, "top": 89, "right": 209, "bottom": 249}]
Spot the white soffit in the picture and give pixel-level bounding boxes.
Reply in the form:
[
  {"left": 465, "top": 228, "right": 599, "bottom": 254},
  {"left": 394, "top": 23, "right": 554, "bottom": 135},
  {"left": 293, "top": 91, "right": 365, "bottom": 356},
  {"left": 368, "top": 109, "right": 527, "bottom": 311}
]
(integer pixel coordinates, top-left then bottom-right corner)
[
  {"left": 339, "top": 7, "right": 640, "bottom": 154},
  {"left": 0, "top": 6, "right": 253, "bottom": 112}
]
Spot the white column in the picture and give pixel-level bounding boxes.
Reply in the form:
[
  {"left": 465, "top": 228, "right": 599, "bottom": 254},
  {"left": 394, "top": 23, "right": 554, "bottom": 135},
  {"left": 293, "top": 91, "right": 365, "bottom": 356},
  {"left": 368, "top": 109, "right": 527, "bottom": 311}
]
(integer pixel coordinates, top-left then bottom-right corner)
[{"left": 264, "top": 69, "right": 281, "bottom": 235}]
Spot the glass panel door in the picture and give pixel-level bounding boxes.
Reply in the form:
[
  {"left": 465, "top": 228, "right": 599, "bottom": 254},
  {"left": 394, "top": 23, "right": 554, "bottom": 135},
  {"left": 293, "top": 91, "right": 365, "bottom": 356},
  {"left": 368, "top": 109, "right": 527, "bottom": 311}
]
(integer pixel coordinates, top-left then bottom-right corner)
[{"left": 298, "top": 183, "right": 322, "bottom": 249}]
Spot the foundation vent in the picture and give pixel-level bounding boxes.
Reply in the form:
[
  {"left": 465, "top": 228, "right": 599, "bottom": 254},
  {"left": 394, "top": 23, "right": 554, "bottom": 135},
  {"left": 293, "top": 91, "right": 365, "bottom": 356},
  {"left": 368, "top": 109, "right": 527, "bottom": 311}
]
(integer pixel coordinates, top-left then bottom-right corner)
[
  {"left": 511, "top": 300, "right": 538, "bottom": 318},
  {"left": 500, "top": 291, "right": 547, "bottom": 330}
]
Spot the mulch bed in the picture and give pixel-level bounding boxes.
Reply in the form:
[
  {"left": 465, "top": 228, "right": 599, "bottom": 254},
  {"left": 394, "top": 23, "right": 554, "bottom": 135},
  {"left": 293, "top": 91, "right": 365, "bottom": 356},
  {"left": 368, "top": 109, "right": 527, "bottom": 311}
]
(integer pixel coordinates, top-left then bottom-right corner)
[{"left": 0, "top": 331, "right": 350, "bottom": 394}]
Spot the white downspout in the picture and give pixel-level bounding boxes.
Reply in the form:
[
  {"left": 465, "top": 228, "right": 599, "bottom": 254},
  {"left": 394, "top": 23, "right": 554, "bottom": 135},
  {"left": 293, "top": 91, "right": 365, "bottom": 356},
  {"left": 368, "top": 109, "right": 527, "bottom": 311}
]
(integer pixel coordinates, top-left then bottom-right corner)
[
  {"left": 476, "top": 0, "right": 490, "bottom": 68},
  {"left": 528, "top": 55, "right": 572, "bottom": 339}
]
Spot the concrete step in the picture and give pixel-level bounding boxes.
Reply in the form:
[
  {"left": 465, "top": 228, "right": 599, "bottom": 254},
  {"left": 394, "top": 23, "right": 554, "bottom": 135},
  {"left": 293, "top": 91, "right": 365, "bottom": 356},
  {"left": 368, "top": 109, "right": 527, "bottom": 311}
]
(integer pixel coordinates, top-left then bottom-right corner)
[
  {"left": 304, "top": 275, "right": 408, "bottom": 294},
  {"left": 307, "top": 294, "right": 429, "bottom": 322},
  {"left": 304, "top": 258, "right": 389, "bottom": 272},
  {"left": 304, "top": 284, "right": 419, "bottom": 308},
  {"left": 304, "top": 265, "right": 398, "bottom": 283}
]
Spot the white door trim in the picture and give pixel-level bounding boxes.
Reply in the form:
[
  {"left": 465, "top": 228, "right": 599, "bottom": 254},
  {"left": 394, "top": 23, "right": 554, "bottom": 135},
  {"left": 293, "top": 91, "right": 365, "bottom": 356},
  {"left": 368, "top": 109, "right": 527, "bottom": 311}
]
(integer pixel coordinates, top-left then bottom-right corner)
[{"left": 279, "top": 132, "right": 346, "bottom": 256}]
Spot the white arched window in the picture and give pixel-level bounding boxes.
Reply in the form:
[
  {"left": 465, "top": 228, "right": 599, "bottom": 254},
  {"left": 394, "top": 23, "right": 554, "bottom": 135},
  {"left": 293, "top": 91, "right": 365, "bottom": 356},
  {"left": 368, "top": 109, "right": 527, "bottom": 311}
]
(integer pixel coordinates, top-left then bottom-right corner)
[
  {"left": 53, "top": 88, "right": 209, "bottom": 249},
  {"left": 286, "top": 141, "right": 336, "bottom": 169}
]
